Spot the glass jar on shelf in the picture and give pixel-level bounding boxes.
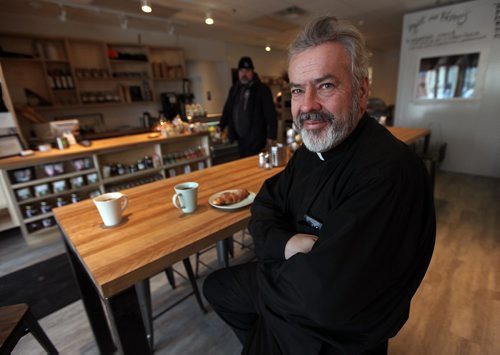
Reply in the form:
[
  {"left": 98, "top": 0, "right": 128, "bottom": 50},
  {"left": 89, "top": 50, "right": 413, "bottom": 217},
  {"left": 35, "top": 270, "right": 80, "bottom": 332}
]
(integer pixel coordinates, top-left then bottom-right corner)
[
  {"left": 56, "top": 197, "right": 67, "bottom": 207},
  {"left": 40, "top": 201, "right": 52, "bottom": 214}
]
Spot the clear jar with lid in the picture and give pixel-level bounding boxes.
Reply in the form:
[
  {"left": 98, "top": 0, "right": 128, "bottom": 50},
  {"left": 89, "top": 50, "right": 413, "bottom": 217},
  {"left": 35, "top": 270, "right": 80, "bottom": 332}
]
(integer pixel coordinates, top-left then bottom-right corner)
[
  {"left": 56, "top": 197, "right": 67, "bottom": 207},
  {"left": 25, "top": 205, "right": 38, "bottom": 218},
  {"left": 40, "top": 201, "right": 52, "bottom": 214},
  {"left": 117, "top": 164, "right": 126, "bottom": 175},
  {"left": 28, "top": 221, "right": 41, "bottom": 233},
  {"left": 144, "top": 156, "right": 153, "bottom": 168},
  {"left": 41, "top": 218, "right": 53, "bottom": 228}
]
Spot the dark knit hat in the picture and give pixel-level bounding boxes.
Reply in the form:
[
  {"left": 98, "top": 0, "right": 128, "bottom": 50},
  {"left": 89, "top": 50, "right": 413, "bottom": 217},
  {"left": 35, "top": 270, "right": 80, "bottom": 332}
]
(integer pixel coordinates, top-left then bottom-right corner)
[{"left": 238, "top": 56, "right": 254, "bottom": 70}]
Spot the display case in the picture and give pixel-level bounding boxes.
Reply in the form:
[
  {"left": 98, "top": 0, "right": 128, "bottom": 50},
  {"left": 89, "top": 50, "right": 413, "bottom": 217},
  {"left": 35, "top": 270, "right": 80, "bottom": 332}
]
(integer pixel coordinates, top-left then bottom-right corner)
[{"left": 3, "top": 153, "right": 100, "bottom": 239}]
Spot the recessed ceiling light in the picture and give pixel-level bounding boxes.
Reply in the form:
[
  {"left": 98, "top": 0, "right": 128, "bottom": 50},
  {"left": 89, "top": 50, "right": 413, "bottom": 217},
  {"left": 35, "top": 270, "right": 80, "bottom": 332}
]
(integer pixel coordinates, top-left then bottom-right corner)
[
  {"left": 265, "top": 46, "right": 271, "bottom": 52},
  {"left": 141, "top": 0, "right": 152, "bottom": 13},
  {"left": 205, "top": 12, "right": 214, "bottom": 25},
  {"left": 58, "top": 6, "right": 67, "bottom": 22}
]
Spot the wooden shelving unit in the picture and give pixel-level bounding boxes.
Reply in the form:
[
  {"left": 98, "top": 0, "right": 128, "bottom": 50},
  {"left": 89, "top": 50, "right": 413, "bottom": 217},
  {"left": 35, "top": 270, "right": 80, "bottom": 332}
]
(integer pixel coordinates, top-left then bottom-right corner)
[{"left": 0, "top": 34, "right": 186, "bottom": 110}]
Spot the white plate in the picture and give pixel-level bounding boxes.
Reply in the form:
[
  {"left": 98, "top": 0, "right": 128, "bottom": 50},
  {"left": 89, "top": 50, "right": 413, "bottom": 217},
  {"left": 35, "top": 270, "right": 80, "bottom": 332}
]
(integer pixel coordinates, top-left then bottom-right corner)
[{"left": 208, "top": 190, "right": 256, "bottom": 210}]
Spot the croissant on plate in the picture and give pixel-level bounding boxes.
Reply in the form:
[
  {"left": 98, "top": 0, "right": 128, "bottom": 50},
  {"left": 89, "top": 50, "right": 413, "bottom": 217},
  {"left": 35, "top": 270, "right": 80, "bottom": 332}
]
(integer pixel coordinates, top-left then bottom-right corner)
[{"left": 212, "top": 189, "right": 249, "bottom": 206}]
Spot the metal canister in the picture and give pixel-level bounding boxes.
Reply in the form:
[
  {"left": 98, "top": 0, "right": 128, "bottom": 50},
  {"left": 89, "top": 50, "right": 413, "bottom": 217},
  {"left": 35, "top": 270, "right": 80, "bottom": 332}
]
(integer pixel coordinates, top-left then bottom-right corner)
[
  {"left": 271, "top": 144, "right": 286, "bottom": 167},
  {"left": 258, "top": 152, "right": 266, "bottom": 168},
  {"left": 264, "top": 153, "right": 272, "bottom": 169}
]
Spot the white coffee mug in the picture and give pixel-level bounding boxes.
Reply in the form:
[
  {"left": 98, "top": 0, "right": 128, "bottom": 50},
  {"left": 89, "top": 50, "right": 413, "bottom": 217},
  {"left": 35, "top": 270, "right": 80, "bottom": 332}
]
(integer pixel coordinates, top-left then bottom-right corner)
[
  {"left": 93, "top": 192, "right": 129, "bottom": 227},
  {"left": 172, "top": 182, "right": 198, "bottom": 213}
]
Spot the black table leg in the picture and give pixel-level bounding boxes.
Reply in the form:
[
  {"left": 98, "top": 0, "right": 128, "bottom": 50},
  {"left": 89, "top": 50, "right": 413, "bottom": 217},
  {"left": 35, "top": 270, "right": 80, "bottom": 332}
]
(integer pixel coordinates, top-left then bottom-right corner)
[
  {"left": 216, "top": 239, "right": 229, "bottom": 268},
  {"left": 135, "top": 279, "right": 154, "bottom": 350},
  {"left": 62, "top": 237, "right": 116, "bottom": 354},
  {"left": 106, "top": 286, "right": 151, "bottom": 355}
]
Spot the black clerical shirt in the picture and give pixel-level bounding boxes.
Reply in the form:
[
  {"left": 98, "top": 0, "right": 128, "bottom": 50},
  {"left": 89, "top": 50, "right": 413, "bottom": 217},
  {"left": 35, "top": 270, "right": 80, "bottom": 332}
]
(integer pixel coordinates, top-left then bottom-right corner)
[{"left": 247, "top": 114, "right": 436, "bottom": 354}]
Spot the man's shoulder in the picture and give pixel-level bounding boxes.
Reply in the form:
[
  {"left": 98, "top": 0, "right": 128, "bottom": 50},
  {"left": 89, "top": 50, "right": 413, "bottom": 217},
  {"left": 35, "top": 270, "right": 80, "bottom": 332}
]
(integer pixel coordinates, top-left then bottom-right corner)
[{"left": 348, "top": 118, "right": 424, "bottom": 176}]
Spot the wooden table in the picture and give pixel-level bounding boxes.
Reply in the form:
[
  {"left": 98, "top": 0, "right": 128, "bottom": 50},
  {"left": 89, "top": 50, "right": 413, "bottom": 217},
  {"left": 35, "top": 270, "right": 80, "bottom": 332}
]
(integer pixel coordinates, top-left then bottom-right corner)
[
  {"left": 387, "top": 126, "right": 431, "bottom": 149},
  {"left": 53, "top": 125, "right": 429, "bottom": 354},
  {"left": 54, "top": 156, "right": 282, "bottom": 354}
]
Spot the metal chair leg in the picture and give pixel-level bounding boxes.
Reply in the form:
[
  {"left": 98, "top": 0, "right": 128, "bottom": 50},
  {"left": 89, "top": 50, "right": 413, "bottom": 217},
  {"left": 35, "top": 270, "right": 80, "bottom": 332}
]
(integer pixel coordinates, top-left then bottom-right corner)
[
  {"left": 182, "top": 258, "right": 207, "bottom": 313},
  {"left": 164, "top": 267, "right": 176, "bottom": 289}
]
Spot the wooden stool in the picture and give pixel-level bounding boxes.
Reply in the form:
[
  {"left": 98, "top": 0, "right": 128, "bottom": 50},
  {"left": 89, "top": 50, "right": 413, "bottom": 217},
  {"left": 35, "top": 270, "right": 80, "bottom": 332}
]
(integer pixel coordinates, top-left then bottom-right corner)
[{"left": 0, "top": 304, "right": 58, "bottom": 354}]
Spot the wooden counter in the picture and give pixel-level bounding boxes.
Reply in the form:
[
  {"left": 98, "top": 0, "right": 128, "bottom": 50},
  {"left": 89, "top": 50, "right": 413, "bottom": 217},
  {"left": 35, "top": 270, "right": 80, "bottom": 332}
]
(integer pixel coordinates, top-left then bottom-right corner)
[{"left": 0, "top": 131, "right": 209, "bottom": 169}]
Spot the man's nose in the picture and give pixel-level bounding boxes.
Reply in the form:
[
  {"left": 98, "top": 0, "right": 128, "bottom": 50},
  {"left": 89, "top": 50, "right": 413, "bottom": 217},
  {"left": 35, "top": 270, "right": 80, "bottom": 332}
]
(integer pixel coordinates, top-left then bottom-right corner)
[{"left": 300, "top": 89, "right": 322, "bottom": 113}]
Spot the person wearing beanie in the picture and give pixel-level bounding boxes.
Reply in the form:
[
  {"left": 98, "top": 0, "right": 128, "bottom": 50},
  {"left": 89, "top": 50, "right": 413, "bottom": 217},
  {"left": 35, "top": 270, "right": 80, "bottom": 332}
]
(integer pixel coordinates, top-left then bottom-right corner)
[{"left": 219, "top": 56, "right": 277, "bottom": 157}]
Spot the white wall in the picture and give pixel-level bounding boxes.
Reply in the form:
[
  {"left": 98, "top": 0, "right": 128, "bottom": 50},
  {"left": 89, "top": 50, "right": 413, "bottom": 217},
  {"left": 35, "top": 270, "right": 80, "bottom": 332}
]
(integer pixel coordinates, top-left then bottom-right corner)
[
  {"left": 395, "top": 0, "right": 500, "bottom": 177},
  {"left": 187, "top": 60, "right": 231, "bottom": 115},
  {"left": 370, "top": 48, "right": 401, "bottom": 105}
]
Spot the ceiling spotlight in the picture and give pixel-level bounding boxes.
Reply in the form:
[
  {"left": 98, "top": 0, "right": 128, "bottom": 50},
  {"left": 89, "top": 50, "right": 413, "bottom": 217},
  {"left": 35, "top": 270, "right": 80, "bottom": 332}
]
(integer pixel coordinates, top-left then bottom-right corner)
[
  {"left": 205, "top": 12, "right": 214, "bottom": 25},
  {"left": 265, "top": 46, "right": 271, "bottom": 52},
  {"left": 141, "top": 0, "right": 152, "bottom": 13},
  {"left": 58, "top": 5, "right": 67, "bottom": 22},
  {"left": 120, "top": 15, "right": 128, "bottom": 30},
  {"left": 168, "top": 23, "right": 175, "bottom": 36}
]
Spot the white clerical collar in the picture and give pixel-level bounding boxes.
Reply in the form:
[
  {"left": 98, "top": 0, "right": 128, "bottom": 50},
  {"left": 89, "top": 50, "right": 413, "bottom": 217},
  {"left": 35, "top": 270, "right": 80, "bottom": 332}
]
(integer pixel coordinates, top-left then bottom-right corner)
[{"left": 317, "top": 152, "right": 325, "bottom": 161}]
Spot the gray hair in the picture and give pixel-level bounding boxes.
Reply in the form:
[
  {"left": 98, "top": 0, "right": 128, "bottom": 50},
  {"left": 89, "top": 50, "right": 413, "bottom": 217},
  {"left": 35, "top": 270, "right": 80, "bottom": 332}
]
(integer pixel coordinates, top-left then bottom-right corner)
[{"left": 288, "top": 16, "right": 369, "bottom": 98}]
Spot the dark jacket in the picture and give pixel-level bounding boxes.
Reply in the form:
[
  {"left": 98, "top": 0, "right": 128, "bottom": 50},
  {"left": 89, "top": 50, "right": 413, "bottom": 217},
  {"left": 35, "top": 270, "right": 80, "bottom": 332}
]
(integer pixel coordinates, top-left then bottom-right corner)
[
  {"left": 220, "top": 74, "right": 277, "bottom": 157},
  {"left": 247, "top": 115, "right": 436, "bottom": 353}
]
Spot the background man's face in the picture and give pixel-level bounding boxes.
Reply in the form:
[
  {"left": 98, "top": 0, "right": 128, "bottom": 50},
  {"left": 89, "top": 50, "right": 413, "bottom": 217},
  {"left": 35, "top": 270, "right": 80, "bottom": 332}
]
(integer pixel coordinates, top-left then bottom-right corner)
[{"left": 238, "top": 68, "right": 254, "bottom": 84}]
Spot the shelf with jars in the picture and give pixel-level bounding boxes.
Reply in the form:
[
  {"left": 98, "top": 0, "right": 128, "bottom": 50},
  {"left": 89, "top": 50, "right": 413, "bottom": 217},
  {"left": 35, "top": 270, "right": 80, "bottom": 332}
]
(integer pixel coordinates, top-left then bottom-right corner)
[
  {"left": 0, "top": 33, "right": 185, "bottom": 112},
  {"left": 2, "top": 154, "right": 101, "bottom": 241}
]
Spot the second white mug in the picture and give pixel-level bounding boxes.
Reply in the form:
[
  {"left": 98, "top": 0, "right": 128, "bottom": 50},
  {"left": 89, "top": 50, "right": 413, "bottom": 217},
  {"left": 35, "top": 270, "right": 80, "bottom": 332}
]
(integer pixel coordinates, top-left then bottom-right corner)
[
  {"left": 93, "top": 192, "right": 129, "bottom": 227},
  {"left": 172, "top": 182, "right": 198, "bottom": 213}
]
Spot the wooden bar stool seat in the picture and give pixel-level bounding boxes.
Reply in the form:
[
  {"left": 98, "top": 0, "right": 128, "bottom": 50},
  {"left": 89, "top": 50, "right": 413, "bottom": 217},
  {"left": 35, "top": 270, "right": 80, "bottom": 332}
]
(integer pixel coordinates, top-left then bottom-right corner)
[{"left": 0, "top": 303, "right": 58, "bottom": 354}]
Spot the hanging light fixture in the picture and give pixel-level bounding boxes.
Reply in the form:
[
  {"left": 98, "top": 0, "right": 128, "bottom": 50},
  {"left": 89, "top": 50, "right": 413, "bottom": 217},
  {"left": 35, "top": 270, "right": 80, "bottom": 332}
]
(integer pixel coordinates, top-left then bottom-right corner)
[
  {"left": 58, "top": 5, "right": 67, "bottom": 22},
  {"left": 168, "top": 23, "right": 175, "bottom": 36},
  {"left": 205, "top": 11, "right": 214, "bottom": 25},
  {"left": 120, "top": 15, "right": 128, "bottom": 30},
  {"left": 141, "top": 0, "right": 152, "bottom": 13}
]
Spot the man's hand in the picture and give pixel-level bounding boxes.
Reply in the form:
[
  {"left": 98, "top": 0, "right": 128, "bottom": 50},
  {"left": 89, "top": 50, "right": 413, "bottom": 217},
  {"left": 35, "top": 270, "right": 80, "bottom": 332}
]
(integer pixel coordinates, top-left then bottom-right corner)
[{"left": 284, "top": 233, "right": 319, "bottom": 260}]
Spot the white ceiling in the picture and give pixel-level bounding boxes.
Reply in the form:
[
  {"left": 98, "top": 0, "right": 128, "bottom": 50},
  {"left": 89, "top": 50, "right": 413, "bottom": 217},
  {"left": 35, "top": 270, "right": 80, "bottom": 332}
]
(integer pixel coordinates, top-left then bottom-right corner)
[{"left": 0, "top": 0, "right": 464, "bottom": 51}]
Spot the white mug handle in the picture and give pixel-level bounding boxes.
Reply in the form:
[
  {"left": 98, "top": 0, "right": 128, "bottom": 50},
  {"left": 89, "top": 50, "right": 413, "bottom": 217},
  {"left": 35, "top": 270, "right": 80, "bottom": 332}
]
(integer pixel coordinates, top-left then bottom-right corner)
[
  {"left": 172, "top": 193, "right": 185, "bottom": 209},
  {"left": 120, "top": 195, "right": 129, "bottom": 212}
]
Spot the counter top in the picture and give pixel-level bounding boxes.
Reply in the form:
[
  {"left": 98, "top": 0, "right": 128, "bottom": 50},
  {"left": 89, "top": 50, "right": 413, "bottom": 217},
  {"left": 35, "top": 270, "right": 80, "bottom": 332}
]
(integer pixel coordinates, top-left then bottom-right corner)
[{"left": 0, "top": 131, "right": 209, "bottom": 169}]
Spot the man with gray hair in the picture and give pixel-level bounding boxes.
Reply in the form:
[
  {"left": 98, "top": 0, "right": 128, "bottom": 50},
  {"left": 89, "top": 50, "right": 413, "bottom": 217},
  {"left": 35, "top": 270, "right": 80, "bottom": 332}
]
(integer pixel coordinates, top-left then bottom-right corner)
[{"left": 204, "top": 16, "right": 435, "bottom": 354}]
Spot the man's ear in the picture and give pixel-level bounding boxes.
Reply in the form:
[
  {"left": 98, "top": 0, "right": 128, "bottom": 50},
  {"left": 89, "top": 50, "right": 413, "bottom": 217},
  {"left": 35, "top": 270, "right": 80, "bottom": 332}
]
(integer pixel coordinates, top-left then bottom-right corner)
[{"left": 358, "top": 77, "right": 369, "bottom": 114}]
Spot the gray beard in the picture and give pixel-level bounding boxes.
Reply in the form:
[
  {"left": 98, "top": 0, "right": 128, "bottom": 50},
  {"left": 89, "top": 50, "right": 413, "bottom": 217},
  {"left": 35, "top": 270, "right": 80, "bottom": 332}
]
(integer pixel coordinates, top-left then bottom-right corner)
[{"left": 294, "top": 107, "right": 359, "bottom": 153}]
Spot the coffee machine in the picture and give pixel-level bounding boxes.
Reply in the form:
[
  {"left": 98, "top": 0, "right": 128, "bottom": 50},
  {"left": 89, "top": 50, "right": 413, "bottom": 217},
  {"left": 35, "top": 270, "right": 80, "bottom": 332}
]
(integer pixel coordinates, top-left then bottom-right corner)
[{"left": 160, "top": 92, "right": 182, "bottom": 120}]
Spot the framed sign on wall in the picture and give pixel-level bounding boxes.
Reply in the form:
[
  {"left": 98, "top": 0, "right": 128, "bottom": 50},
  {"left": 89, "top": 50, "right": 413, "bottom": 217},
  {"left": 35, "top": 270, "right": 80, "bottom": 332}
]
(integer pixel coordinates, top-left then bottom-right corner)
[{"left": 416, "top": 52, "right": 480, "bottom": 100}]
